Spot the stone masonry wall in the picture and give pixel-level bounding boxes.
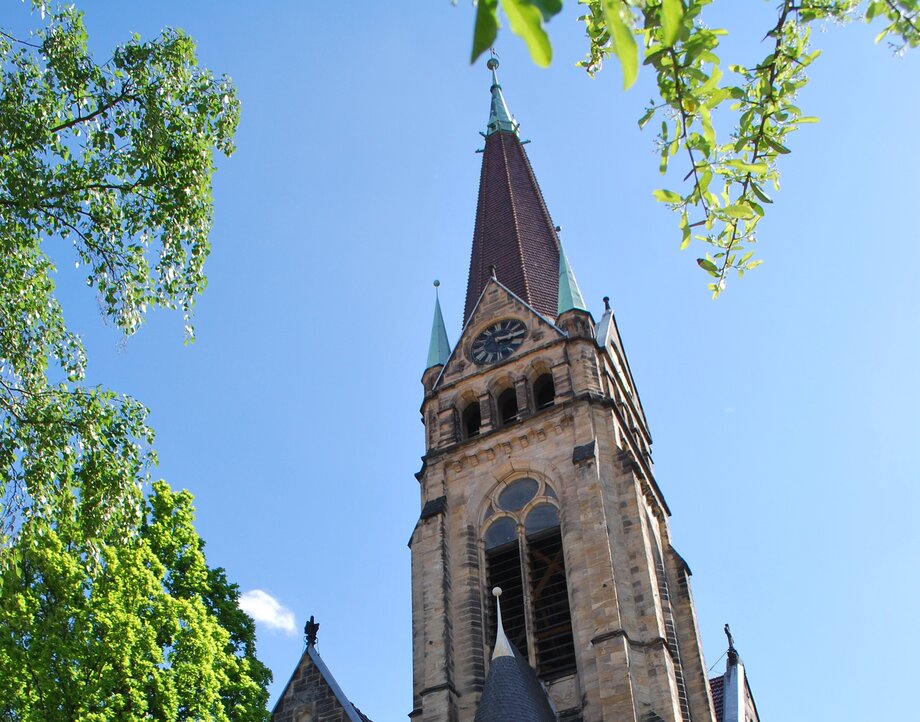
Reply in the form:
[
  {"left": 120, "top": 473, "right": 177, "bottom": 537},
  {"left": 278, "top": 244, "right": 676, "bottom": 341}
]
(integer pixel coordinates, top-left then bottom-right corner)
[
  {"left": 412, "top": 286, "right": 716, "bottom": 722},
  {"left": 272, "top": 650, "right": 356, "bottom": 722}
]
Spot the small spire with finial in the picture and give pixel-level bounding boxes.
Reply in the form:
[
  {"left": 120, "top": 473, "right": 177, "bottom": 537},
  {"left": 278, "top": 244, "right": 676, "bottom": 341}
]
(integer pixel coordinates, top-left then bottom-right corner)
[
  {"left": 491, "top": 587, "right": 513, "bottom": 659},
  {"left": 603, "top": 296, "right": 611, "bottom": 311},
  {"left": 305, "top": 615, "right": 320, "bottom": 647},
  {"left": 426, "top": 280, "right": 451, "bottom": 370},
  {"left": 484, "top": 55, "right": 519, "bottom": 137}
]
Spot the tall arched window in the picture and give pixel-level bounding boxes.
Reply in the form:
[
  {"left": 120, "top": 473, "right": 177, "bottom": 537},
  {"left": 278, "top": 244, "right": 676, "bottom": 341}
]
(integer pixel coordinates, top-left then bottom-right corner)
[
  {"left": 482, "top": 477, "right": 576, "bottom": 679},
  {"left": 533, "top": 373, "right": 555, "bottom": 410},
  {"left": 498, "top": 388, "right": 518, "bottom": 426}
]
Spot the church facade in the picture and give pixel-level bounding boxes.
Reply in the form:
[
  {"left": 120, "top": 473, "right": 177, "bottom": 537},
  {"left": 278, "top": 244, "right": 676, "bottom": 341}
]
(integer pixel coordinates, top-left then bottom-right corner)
[{"left": 271, "top": 60, "right": 759, "bottom": 722}]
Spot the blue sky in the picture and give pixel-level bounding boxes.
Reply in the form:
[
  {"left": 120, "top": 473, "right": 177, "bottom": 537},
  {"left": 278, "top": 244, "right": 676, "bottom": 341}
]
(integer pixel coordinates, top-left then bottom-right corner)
[{"left": 13, "top": 1, "right": 920, "bottom": 720}]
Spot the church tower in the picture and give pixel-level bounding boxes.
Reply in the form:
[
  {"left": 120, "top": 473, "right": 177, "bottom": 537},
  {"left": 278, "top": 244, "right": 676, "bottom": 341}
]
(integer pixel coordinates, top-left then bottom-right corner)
[{"left": 409, "top": 59, "right": 733, "bottom": 722}]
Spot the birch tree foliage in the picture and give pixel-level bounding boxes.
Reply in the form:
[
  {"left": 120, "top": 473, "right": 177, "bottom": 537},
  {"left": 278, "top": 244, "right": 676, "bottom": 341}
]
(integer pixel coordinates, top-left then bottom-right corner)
[
  {"left": 469, "top": 0, "right": 919, "bottom": 296},
  {"left": 0, "top": 3, "right": 270, "bottom": 719}
]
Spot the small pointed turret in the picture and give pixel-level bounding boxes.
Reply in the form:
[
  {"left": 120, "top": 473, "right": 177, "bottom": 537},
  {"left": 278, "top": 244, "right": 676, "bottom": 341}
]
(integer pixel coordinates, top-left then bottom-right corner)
[
  {"left": 557, "top": 243, "right": 587, "bottom": 314},
  {"left": 426, "top": 280, "right": 451, "bottom": 370},
  {"left": 475, "top": 588, "right": 557, "bottom": 722}
]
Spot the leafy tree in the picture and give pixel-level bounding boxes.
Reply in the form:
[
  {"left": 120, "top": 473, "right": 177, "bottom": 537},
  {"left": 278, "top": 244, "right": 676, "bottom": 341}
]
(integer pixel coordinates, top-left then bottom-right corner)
[
  {"left": 468, "top": 0, "right": 919, "bottom": 295},
  {"left": 0, "top": 3, "right": 270, "bottom": 720}
]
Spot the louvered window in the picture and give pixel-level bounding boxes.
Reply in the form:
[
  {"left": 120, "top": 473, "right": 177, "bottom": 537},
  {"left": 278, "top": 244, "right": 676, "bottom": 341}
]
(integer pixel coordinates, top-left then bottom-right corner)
[
  {"left": 528, "top": 529, "right": 576, "bottom": 677},
  {"left": 483, "top": 479, "right": 576, "bottom": 679}
]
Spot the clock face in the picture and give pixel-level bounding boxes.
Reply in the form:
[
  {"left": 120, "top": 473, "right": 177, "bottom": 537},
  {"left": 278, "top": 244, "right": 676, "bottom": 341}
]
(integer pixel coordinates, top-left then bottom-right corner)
[{"left": 471, "top": 319, "right": 527, "bottom": 365}]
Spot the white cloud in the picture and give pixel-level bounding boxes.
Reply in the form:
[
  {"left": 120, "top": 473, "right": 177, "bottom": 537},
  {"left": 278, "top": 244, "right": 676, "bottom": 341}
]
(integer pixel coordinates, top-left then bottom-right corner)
[{"left": 239, "top": 589, "right": 297, "bottom": 636}]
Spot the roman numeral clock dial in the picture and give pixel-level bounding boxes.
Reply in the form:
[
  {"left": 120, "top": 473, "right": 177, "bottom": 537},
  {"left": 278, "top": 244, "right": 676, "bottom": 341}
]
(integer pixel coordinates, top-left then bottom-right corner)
[{"left": 471, "top": 319, "right": 527, "bottom": 365}]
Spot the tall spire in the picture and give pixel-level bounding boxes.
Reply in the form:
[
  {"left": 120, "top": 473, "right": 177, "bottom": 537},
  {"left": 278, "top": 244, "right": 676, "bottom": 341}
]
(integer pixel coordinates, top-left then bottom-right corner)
[
  {"left": 464, "top": 58, "right": 561, "bottom": 323},
  {"left": 557, "top": 243, "right": 587, "bottom": 314},
  {"left": 426, "top": 280, "right": 451, "bottom": 369}
]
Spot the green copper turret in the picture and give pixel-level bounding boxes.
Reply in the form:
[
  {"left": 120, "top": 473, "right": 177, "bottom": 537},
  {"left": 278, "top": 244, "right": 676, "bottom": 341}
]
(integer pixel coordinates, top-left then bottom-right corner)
[
  {"left": 557, "top": 244, "right": 587, "bottom": 314},
  {"left": 426, "top": 281, "right": 451, "bottom": 369}
]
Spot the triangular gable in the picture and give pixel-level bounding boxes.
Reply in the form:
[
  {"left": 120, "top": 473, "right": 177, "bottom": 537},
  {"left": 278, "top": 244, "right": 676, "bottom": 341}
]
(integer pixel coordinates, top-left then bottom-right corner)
[
  {"left": 436, "top": 277, "right": 565, "bottom": 389},
  {"left": 272, "top": 645, "right": 369, "bottom": 722}
]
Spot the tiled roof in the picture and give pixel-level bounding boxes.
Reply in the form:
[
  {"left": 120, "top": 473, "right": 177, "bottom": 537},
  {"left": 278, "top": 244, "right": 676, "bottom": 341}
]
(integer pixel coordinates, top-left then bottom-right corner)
[
  {"left": 474, "top": 650, "right": 557, "bottom": 722},
  {"left": 464, "top": 129, "right": 561, "bottom": 324},
  {"left": 709, "top": 675, "right": 725, "bottom": 722}
]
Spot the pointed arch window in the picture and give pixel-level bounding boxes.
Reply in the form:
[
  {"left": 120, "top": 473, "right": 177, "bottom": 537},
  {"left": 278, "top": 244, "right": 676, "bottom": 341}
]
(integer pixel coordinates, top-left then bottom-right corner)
[{"left": 482, "top": 478, "right": 576, "bottom": 679}]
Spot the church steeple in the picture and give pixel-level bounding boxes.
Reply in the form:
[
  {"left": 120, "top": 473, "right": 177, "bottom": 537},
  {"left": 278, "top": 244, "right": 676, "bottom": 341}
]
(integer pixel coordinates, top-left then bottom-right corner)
[{"left": 464, "top": 58, "right": 562, "bottom": 323}]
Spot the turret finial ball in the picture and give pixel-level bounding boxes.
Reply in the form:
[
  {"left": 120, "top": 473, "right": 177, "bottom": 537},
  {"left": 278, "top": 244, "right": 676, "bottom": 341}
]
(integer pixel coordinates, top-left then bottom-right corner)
[
  {"left": 487, "top": 57, "right": 499, "bottom": 71},
  {"left": 492, "top": 586, "right": 502, "bottom": 598},
  {"left": 433, "top": 279, "right": 440, "bottom": 288}
]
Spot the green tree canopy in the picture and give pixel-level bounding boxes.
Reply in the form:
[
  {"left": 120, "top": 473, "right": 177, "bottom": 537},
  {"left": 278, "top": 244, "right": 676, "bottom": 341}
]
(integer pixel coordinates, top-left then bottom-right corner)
[
  {"left": 468, "top": 0, "right": 919, "bottom": 296},
  {"left": 0, "top": 3, "right": 270, "bottom": 719}
]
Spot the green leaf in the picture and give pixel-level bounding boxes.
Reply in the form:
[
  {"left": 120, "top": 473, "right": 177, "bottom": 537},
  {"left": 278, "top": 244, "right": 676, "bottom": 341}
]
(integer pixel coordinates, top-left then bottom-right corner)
[
  {"left": 751, "top": 184, "right": 773, "bottom": 204},
  {"left": 471, "top": 0, "right": 500, "bottom": 64},
  {"left": 660, "top": 0, "right": 684, "bottom": 46},
  {"left": 697, "top": 258, "right": 719, "bottom": 275},
  {"left": 602, "top": 0, "right": 639, "bottom": 89},
  {"left": 699, "top": 105, "right": 715, "bottom": 146},
  {"left": 638, "top": 106, "right": 656, "bottom": 129},
  {"left": 722, "top": 203, "right": 755, "bottom": 219},
  {"left": 501, "top": 0, "right": 553, "bottom": 67},
  {"left": 529, "top": 0, "right": 563, "bottom": 21},
  {"left": 680, "top": 211, "right": 692, "bottom": 249},
  {"left": 765, "top": 137, "right": 791, "bottom": 154},
  {"left": 724, "top": 159, "right": 768, "bottom": 174},
  {"left": 653, "top": 189, "right": 682, "bottom": 203}
]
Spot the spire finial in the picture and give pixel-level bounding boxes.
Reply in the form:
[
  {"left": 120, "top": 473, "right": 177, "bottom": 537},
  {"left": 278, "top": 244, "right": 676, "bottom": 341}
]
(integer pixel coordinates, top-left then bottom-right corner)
[
  {"left": 490, "top": 264, "right": 497, "bottom": 280},
  {"left": 722, "top": 623, "right": 746, "bottom": 722},
  {"left": 305, "top": 615, "right": 319, "bottom": 647},
  {"left": 484, "top": 56, "right": 519, "bottom": 137},
  {"left": 487, "top": 52, "right": 500, "bottom": 87},
  {"left": 603, "top": 296, "right": 611, "bottom": 311},
  {"left": 491, "top": 587, "right": 513, "bottom": 659},
  {"left": 426, "top": 281, "right": 451, "bottom": 370},
  {"left": 724, "top": 623, "right": 736, "bottom": 655}
]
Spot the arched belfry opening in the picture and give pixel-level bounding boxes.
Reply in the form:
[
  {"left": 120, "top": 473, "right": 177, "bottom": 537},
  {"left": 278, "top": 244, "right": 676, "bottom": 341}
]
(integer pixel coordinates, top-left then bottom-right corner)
[
  {"left": 481, "top": 477, "right": 576, "bottom": 679},
  {"left": 463, "top": 402, "right": 482, "bottom": 439},
  {"left": 533, "top": 373, "right": 555, "bottom": 410},
  {"left": 497, "top": 388, "right": 518, "bottom": 426}
]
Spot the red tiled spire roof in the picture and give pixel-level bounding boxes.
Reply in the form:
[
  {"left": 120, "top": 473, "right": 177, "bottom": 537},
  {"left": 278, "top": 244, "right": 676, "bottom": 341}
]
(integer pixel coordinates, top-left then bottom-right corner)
[{"left": 463, "top": 65, "right": 561, "bottom": 323}]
